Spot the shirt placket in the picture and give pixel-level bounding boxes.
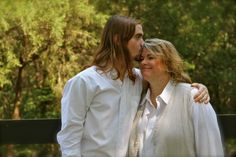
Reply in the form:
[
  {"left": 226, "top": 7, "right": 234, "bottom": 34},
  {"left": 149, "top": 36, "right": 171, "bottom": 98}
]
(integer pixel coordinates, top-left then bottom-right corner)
[{"left": 116, "top": 79, "right": 127, "bottom": 157}]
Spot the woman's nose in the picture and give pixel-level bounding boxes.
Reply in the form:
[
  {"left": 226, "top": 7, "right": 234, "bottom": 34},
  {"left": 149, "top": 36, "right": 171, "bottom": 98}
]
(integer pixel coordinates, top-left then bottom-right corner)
[{"left": 140, "top": 58, "right": 147, "bottom": 65}]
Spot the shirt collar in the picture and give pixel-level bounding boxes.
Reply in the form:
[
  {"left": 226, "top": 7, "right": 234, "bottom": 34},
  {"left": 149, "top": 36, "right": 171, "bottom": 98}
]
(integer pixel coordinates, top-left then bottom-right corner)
[
  {"left": 94, "top": 66, "right": 131, "bottom": 80},
  {"left": 143, "top": 80, "right": 175, "bottom": 105},
  {"left": 159, "top": 80, "right": 175, "bottom": 105}
]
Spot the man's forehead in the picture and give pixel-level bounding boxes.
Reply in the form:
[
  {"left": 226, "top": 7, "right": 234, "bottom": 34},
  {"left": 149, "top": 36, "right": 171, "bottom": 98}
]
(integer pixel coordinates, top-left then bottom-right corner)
[{"left": 135, "top": 24, "right": 143, "bottom": 34}]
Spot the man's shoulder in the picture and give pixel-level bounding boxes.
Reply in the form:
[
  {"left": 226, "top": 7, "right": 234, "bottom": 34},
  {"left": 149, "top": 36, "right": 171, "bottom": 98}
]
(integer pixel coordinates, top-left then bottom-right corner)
[{"left": 69, "top": 66, "right": 97, "bottom": 82}]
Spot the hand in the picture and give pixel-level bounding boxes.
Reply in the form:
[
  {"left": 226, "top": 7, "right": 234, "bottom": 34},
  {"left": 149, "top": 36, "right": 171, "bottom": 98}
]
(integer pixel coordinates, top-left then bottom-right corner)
[{"left": 191, "top": 83, "right": 210, "bottom": 104}]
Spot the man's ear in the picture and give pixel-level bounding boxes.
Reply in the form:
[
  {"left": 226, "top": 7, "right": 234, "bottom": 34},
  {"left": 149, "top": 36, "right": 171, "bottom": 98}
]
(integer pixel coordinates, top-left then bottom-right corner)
[{"left": 113, "top": 34, "right": 120, "bottom": 45}]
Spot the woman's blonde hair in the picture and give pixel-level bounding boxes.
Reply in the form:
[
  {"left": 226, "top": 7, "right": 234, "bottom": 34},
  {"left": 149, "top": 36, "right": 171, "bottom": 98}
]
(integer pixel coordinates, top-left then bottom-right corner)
[{"left": 143, "top": 38, "right": 192, "bottom": 83}]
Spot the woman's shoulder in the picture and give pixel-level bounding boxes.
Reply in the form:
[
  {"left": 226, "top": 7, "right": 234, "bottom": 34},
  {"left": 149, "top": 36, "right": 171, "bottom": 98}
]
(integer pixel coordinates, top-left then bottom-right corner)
[
  {"left": 175, "top": 82, "right": 199, "bottom": 98},
  {"left": 175, "top": 82, "right": 192, "bottom": 92}
]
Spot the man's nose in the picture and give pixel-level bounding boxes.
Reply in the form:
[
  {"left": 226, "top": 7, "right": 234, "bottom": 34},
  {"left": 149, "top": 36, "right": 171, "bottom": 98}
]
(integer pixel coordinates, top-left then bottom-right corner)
[
  {"left": 140, "top": 40, "right": 144, "bottom": 51},
  {"left": 141, "top": 38, "right": 144, "bottom": 45}
]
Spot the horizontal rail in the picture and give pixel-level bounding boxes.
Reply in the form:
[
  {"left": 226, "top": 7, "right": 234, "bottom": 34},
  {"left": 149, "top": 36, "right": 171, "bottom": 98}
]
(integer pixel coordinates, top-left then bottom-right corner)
[
  {"left": 217, "top": 114, "right": 236, "bottom": 140},
  {"left": 0, "top": 114, "right": 235, "bottom": 144},
  {"left": 0, "top": 119, "right": 61, "bottom": 144}
]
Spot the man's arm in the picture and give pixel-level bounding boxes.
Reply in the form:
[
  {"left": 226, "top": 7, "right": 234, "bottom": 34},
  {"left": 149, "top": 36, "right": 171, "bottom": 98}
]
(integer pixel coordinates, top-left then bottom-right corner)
[
  {"left": 191, "top": 83, "right": 210, "bottom": 104},
  {"left": 57, "top": 77, "right": 93, "bottom": 157}
]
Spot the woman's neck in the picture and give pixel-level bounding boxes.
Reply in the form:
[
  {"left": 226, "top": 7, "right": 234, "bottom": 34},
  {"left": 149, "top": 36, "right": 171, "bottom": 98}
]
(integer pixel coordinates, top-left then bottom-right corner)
[{"left": 149, "top": 75, "right": 170, "bottom": 107}]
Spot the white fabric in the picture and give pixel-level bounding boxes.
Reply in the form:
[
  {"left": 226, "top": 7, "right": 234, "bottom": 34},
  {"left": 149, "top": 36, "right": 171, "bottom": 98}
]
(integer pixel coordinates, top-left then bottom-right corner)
[
  {"left": 57, "top": 66, "right": 143, "bottom": 157},
  {"left": 137, "top": 81, "right": 224, "bottom": 157},
  {"left": 138, "top": 90, "right": 167, "bottom": 157}
]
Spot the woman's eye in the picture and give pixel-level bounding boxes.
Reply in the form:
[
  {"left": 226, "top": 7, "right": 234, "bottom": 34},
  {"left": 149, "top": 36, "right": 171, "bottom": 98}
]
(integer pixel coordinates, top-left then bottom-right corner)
[
  {"left": 135, "top": 55, "right": 143, "bottom": 62},
  {"left": 139, "top": 56, "right": 144, "bottom": 61},
  {"left": 148, "top": 56, "right": 155, "bottom": 60}
]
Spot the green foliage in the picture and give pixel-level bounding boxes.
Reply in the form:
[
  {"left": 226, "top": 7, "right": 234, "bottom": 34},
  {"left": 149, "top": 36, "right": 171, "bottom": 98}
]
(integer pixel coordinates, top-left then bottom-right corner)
[
  {"left": 132, "top": 0, "right": 236, "bottom": 113},
  {"left": 0, "top": 144, "right": 60, "bottom": 157},
  {"left": 0, "top": 0, "right": 107, "bottom": 155},
  {"left": 91, "top": 0, "right": 236, "bottom": 113},
  {"left": 0, "top": 0, "right": 107, "bottom": 121},
  {"left": 0, "top": 0, "right": 235, "bottom": 155},
  {"left": 22, "top": 87, "right": 57, "bottom": 118}
]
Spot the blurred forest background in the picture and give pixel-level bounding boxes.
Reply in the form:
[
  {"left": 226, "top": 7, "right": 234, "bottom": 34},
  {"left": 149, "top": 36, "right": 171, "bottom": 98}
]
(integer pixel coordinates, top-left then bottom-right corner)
[{"left": 0, "top": 0, "right": 235, "bottom": 156}]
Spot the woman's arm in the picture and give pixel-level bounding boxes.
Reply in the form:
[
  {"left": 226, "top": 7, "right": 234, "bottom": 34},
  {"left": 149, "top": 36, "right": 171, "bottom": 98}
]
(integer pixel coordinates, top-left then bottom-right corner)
[{"left": 191, "top": 88, "right": 224, "bottom": 156}]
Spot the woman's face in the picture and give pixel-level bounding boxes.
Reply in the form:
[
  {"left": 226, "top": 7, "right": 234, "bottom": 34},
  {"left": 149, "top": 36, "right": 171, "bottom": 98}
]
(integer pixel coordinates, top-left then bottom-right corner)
[{"left": 140, "top": 48, "right": 168, "bottom": 82}]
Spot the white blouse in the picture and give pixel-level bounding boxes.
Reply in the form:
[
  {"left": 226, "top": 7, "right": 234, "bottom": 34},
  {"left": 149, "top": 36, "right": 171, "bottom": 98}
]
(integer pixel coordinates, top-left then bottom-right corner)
[
  {"left": 129, "top": 80, "right": 224, "bottom": 157},
  {"left": 57, "top": 66, "right": 143, "bottom": 157}
]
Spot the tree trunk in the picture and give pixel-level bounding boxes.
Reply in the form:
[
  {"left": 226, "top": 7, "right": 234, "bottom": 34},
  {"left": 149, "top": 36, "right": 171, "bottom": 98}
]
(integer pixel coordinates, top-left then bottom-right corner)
[
  {"left": 12, "top": 64, "right": 23, "bottom": 120},
  {"left": 6, "top": 145, "right": 14, "bottom": 157},
  {"left": 6, "top": 63, "right": 24, "bottom": 156}
]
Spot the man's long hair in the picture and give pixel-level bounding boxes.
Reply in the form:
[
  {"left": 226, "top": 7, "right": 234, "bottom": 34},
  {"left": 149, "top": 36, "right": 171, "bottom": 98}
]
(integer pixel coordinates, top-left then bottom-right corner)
[{"left": 92, "top": 15, "right": 138, "bottom": 82}]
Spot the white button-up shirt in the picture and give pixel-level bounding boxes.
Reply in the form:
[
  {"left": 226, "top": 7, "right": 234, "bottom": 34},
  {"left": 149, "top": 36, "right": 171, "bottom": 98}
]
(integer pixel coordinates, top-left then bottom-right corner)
[
  {"left": 57, "top": 66, "right": 143, "bottom": 157},
  {"left": 138, "top": 89, "right": 167, "bottom": 157},
  {"left": 136, "top": 81, "right": 224, "bottom": 157}
]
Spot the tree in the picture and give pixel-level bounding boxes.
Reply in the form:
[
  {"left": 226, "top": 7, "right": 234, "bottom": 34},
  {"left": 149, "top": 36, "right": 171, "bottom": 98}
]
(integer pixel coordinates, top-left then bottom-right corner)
[
  {"left": 0, "top": 0, "right": 107, "bottom": 156},
  {"left": 133, "top": 0, "right": 236, "bottom": 113}
]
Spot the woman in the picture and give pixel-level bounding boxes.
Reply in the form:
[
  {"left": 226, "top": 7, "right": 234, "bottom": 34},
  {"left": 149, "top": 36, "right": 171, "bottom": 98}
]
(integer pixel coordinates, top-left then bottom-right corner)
[{"left": 128, "top": 38, "right": 224, "bottom": 157}]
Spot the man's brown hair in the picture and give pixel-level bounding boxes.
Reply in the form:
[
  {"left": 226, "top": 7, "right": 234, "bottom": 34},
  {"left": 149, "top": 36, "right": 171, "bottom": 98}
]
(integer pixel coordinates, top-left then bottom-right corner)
[{"left": 92, "top": 15, "right": 139, "bottom": 82}]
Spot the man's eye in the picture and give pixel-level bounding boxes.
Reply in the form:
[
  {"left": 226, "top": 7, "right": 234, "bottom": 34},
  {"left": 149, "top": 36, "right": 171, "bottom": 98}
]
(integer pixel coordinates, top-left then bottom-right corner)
[{"left": 135, "top": 34, "right": 142, "bottom": 39}]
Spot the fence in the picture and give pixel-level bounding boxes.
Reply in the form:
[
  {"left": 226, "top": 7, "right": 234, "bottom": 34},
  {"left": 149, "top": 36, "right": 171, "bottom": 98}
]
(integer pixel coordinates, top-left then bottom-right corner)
[{"left": 0, "top": 114, "right": 236, "bottom": 144}]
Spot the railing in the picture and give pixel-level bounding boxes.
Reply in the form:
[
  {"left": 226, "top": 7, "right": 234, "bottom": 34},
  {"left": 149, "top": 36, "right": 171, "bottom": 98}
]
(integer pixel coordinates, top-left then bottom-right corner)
[
  {"left": 0, "top": 119, "right": 61, "bottom": 144},
  {"left": 0, "top": 114, "right": 236, "bottom": 144}
]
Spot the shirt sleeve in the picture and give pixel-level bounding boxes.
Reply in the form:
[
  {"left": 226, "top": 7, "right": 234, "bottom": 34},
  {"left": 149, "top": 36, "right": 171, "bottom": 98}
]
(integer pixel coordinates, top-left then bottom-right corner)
[
  {"left": 57, "top": 76, "right": 94, "bottom": 157},
  {"left": 191, "top": 88, "right": 224, "bottom": 157}
]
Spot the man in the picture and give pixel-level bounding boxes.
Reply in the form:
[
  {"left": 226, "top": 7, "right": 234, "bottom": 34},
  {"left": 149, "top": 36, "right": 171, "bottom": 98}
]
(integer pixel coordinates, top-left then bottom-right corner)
[{"left": 57, "top": 15, "right": 209, "bottom": 157}]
